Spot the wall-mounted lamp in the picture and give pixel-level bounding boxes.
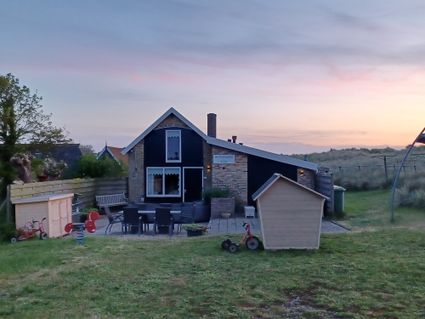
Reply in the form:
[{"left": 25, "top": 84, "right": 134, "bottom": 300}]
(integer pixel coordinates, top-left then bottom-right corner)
[
  {"left": 299, "top": 169, "right": 305, "bottom": 176},
  {"left": 207, "top": 164, "right": 211, "bottom": 173}
]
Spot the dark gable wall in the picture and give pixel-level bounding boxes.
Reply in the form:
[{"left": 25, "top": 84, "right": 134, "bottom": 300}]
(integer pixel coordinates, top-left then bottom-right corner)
[
  {"left": 248, "top": 155, "right": 297, "bottom": 205},
  {"left": 144, "top": 127, "right": 204, "bottom": 202}
]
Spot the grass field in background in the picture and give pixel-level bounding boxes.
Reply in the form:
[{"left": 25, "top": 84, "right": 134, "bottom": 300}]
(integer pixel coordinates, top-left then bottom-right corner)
[
  {"left": 343, "top": 190, "right": 425, "bottom": 230},
  {"left": 1, "top": 230, "right": 425, "bottom": 319}
]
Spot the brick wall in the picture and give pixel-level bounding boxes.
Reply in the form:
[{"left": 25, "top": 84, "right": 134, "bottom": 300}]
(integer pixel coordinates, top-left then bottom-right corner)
[
  {"left": 156, "top": 114, "right": 189, "bottom": 129},
  {"left": 211, "top": 146, "right": 248, "bottom": 204},
  {"left": 297, "top": 168, "right": 315, "bottom": 190},
  {"left": 128, "top": 141, "right": 144, "bottom": 202}
]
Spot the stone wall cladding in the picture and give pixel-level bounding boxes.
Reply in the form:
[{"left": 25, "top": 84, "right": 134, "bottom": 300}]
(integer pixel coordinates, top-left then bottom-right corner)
[
  {"left": 211, "top": 146, "right": 248, "bottom": 205},
  {"left": 297, "top": 168, "right": 315, "bottom": 190},
  {"left": 128, "top": 141, "right": 145, "bottom": 202},
  {"left": 156, "top": 114, "right": 189, "bottom": 129},
  {"left": 211, "top": 197, "right": 235, "bottom": 218}
]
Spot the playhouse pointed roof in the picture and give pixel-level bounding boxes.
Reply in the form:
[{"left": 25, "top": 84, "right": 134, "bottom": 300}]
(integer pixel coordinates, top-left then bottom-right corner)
[{"left": 252, "top": 173, "right": 328, "bottom": 201}]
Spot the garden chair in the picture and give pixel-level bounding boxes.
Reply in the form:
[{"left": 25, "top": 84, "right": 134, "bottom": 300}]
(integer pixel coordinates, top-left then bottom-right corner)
[
  {"left": 104, "top": 206, "right": 124, "bottom": 235},
  {"left": 154, "top": 207, "right": 174, "bottom": 236},
  {"left": 123, "top": 207, "right": 142, "bottom": 236}
]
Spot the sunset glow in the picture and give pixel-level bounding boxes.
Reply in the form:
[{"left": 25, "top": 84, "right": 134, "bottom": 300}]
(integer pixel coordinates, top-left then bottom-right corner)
[{"left": 1, "top": 1, "right": 424, "bottom": 154}]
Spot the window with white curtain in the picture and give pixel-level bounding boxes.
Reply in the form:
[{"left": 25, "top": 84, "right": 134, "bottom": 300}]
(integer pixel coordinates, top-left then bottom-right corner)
[
  {"left": 166, "top": 130, "right": 181, "bottom": 162},
  {"left": 146, "top": 167, "right": 181, "bottom": 197}
]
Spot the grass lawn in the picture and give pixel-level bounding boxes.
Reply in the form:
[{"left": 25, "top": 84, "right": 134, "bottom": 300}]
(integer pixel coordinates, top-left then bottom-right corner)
[
  {"left": 343, "top": 189, "right": 425, "bottom": 230},
  {"left": 1, "top": 230, "right": 425, "bottom": 318}
]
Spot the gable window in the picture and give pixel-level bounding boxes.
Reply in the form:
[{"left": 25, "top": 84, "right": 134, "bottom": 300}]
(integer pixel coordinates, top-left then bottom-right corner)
[
  {"left": 147, "top": 167, "right": 181, "bottom": 197},
  {"left": 166, "top": 130, "right": 181, "bottom": 162}
]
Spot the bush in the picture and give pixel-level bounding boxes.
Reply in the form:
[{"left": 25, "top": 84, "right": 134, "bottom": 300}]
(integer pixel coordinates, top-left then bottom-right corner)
[
  {"left": 203, "top": 187, "right": 231, "bottom": 204},
  {"left": 0, "top": 222, "right": 17, "bottom": 242},
  {"left": 396, "top": 172, "right": 425, "bottom": 209},
  {"left": 75, "top": 154, "right": 127, "bottom": 178}
]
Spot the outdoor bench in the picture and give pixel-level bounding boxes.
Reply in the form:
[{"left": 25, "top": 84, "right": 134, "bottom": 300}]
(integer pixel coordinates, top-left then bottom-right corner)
[{"left": 96, "top": 193, "right": 128, "bottom": 208}]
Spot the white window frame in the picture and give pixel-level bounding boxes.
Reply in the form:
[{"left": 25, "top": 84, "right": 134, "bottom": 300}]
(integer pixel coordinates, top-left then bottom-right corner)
[
  {"left": 146, "top": 167, "right": 181, "bottom": 198},
  {"left": 165, "top": 130, "right": 182, "bottom": 163}
]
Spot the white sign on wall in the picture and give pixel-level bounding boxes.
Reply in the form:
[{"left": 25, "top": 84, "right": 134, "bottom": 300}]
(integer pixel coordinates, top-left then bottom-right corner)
[{"left": 213, "top": 155, "right": 236, "bottom": 164}]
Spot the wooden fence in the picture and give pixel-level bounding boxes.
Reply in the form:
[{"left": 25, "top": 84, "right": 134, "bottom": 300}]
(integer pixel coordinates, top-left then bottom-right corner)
[{"left": 9, "top": 177, "right": 128, "bottom": 209}]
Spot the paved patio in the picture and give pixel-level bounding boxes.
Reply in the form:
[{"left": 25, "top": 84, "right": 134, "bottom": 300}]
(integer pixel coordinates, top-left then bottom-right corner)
[{"left": 88, "top": 215, "right": 348, "bottom": 238}]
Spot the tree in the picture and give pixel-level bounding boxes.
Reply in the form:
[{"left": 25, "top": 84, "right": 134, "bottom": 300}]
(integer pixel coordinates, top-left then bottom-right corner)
[
  {"left": 0, "top": 73, "right": 71, "bottom": 195},
  {"left": 79, "top": 144, "right": 96, "bottom": 156}
]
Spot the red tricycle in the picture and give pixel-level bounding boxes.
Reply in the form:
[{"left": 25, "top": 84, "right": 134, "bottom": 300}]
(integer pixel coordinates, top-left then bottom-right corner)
[
  {"left": 11, "top": 217, "right": 48, "bottom": 244},
  {"left": 221, "top": 222, "right": 262, "bottom": 253}
]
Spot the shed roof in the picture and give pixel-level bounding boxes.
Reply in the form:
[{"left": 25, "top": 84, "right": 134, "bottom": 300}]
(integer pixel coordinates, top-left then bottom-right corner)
[
  {"left": 122, "top": 107, "right": 318, "bottom": 171},
  {"left": 252, "top": 173, "right": 328, "bottom": 201}
]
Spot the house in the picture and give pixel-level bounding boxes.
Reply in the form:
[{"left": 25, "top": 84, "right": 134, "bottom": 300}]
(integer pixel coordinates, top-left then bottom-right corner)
[
  {"left": 97, "top": 145, "right": 129, "bottom": 166},
  {"left": 122, "top": 107, "right": 319, "bottom": 206},
  {"left": 24, "top": 143, "right": 82, "bottom": 173},
  {"left": 252, "top": 173, "right": 327, "bottom": 250}
]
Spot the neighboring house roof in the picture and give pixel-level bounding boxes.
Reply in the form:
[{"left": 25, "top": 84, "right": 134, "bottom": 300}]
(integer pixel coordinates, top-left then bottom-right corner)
[
  {"left": 97, "top": 145, "right": 128, "bottom": 166},
  {"left": 122, "top": 107, "right": 318, "bottom": 171},
  {"left": 25, "top": 144, "right": 82, "bottom": 169},
  {"left": 252, "top": 173, "right": 328, "bottom": 201}
]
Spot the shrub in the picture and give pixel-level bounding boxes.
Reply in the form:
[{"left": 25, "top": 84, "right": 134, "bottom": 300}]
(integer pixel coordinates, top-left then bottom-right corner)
[
  {"left": 75, "top": 154, "right": 127, "bottom": 178},
  {"left": 396, "top": 172, "right": 425, "bottom": 209},
  {"left": 203, "top": 187, "right": 231, "bottom": 204},
  {"left": 0, "top": 222, "right": 17, "bottom": 242}
]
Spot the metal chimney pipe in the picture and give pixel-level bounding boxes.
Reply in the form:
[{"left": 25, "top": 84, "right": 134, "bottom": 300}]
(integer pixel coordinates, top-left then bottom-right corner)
[
  {"left": 207, "top": 113, "right": 217, "bottom": 138},
  {"left": 232, "top": 136, "right": 237, "bottom": 143}
]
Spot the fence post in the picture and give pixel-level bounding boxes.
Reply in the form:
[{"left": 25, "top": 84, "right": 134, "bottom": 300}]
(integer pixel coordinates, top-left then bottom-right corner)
[
  {"left": 383, "top": 156, "right": 388, "bottom": 181},
  {"left": 6, "top": 185, "right": 12, "bottom": 224}
]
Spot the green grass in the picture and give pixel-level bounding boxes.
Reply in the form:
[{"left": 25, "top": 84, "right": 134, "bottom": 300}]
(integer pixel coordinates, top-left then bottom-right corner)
[
  {"left": 1, "top": 231, "right": 425, "bottom": 318},
  {"left": 343, "top": 190, "right": 425, "bottom": 229}
]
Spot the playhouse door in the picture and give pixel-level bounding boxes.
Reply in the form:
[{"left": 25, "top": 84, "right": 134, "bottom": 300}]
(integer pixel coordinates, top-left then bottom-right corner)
[{"left": 183, "top": 168, "right": 203, "bottom": 202}]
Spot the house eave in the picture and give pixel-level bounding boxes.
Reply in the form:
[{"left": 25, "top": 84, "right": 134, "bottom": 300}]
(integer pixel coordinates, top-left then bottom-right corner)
[
  {"left": 206, "top": 137, "right": 318, "bottom": 171},
  {"left": 122, "top": 107, "right": 208, "bottom": 155}
]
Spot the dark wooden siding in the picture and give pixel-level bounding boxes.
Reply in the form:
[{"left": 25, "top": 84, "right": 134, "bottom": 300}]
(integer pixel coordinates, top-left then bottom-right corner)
[
  {"left": 247, "top": 155, "right": 297, "bottom": 205},
  {"left": 144, "top": 127, "right": 204, "bottom": 202}
]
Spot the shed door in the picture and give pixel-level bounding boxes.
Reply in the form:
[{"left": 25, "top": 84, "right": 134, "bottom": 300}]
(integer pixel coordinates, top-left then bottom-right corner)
[{"left": 183, "top": 168, "right": 203, "bottom": 202}]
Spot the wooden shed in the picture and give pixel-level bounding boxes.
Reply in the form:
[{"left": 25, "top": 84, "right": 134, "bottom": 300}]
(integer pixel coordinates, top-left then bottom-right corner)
[
  {"left": 13, "top": 193, "right": 73, "bottom": 238},
  {"left": 252, "top": 173, "right": 327, "bottom": 250}
]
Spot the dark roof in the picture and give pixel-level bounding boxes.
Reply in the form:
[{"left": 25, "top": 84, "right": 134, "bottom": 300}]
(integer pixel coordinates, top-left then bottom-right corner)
[
  {"left": 25, "top": 144, "right": 82, "bottom": 169},
  {"left": 122, "top": 108, "right": 318, "bottom": 171}
]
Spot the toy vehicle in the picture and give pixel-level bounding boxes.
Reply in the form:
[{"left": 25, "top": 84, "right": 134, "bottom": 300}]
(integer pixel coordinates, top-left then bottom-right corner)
[
  {"left": 221, "top": 222, "right": 262, "bottom": 253},
  {"left": 10, "top": 218, "right": 48, "bottom": 244},
  {"left": 64, "top": 211, "right": 100, "bottom": 234}
]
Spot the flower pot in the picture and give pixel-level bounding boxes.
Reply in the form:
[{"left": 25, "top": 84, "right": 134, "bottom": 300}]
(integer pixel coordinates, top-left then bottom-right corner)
[{"left": 186, "top": 229, "right": 204, "bottom": 237}]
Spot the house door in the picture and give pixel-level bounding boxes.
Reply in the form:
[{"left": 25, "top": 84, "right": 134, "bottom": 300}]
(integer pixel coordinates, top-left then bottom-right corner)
[{"left": 183, "top": 168, "right": 203, "bottom": 202}]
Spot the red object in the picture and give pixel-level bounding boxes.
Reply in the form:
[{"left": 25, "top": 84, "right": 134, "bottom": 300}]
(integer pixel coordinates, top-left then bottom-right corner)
[
  {"left": 88, "top": 211, "right": 100, "bottom": 221},
  {"left": 11, "top": 218, "right": 48, "bottom": 243},
  {"left": 85, "top": 220, "right": 96, "bottom": 233},
  {"left": 64, "top": 223, "right": 73, "bottom": 233}
]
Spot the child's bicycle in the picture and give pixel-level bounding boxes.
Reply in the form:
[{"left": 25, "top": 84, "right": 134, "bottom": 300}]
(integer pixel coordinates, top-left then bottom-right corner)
[
  {"left": 11, "top": 218, "right": 48, "bottom": 244},
  {"left": 221, "top": 222, "right": 262, "bottom": 253}
]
